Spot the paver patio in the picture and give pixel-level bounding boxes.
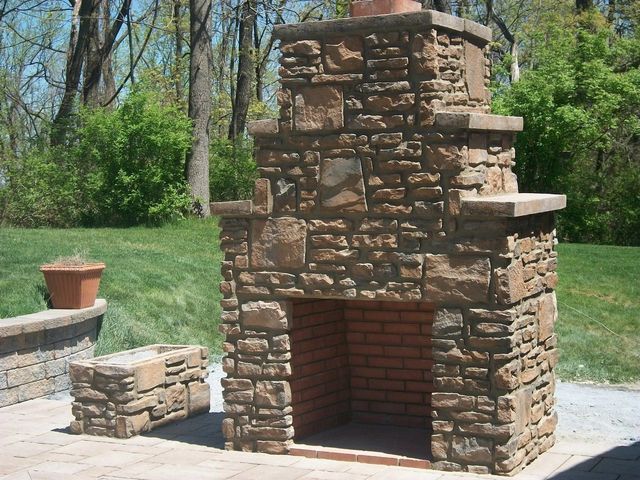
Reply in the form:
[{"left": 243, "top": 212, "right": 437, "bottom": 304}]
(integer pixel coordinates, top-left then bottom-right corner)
[{"left": 0, "top": 396, "right": 638, "bottom": 480}]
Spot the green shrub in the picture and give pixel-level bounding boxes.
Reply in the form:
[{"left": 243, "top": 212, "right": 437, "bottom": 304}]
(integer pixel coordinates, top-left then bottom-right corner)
[
  {"left": 78, "top": 89, "right": 193, "bottom": 225},
  {"left": 1, "top": 89, "right": 193, "bottom": 227},
  {"left": 493, "top": 12, "right": 640, "bottom": 245},
  {"left": 209, "top": 138, "right": 257, "bottom": 202},
  {"left": 1, "top": 148, "right": 84, "bottom": 227}
]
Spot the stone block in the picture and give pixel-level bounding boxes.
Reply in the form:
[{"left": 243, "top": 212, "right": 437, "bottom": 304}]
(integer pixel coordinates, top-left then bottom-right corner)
[
  {"left": 319, "top": 157, "right": 367, "bottom": 212},
  {"left": 237, "top": 338, "right": 269, "bottom": 354},
  {"left": 7, "top": 363, "right": 46, "bottom": 387},
  {"left": 248, "top": 119, "right": 279, "bottom": 136},
  {"left": 364, "top": 93, "right": 415, "bottom": 112},
  {"left": 538, "top": 292, "right": 557, "bottom": 341},
  {"left": 294, "top": 86, "right": 344, "bottom": 132},
  {"left": 253, "top": 178, "right": 273, "bottom": 216},
  {"left": 251, "top": 217, "right": 307, "bottom": 269},
  {"left": 69, "top": 362, "right": 93, "bottom": 384},
  {"left": 117, "top": 395, "right": 158, "bottom": 414},
  {"left": 425, "top": 255, "right": 491, "bottom": 303},
  {"left": 433, "top": 308, "right": 463, "bottom": 337},
  {"left": 135, "top": 358, "right": 165, "bottom": 392},
  {"left": 188, "top": 382, "right": 210, "bottom": 415},
  {"left": 18, "top": 378, "right": 54, "bottom": 402},
  {"left": 412, "top": 30, "right": 438, "bottom": 77},
  {"left": 281, "top": 39, "right": 321, "bottom": 56},
  {"left": 165, "top": 384, "right": 186, "bottom": 412},
  {"left": 495, "top": 261, "right": 527, "bottom": 305},
  {"left": 255, "top": 380, "right": 291, "bottom": 408},
  {"left": 451, "top": 436, "right": 492, "bottom": 464},
  {"left": 241, "top": 301, "right": 289, "bottom": 331},
  {"left": 325, "top": 37, "right": 364, "bottom": 73},
  {"left": 115, "top": 411, "right": 150, "bottom": 438},
  {"left": 426, "top": 145, "right": 468, "bottom": 170},
  {"left": 464, "top": 41, "right": 487, "bottom": 102}
]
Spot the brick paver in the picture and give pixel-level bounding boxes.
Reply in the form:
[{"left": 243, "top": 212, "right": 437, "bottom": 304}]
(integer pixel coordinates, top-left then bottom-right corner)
[{"left": 0, "top": 397, "right": 638, "bottom": 480}]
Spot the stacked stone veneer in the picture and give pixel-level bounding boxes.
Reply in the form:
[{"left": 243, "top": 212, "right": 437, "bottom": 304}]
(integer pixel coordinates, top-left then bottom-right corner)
[
  {"left": 69, "top": 344, "right": 210, "bottom": 438},
  {"left": 215, "top": 10, "right": 564, "bottom": 475},
  {"left": 0, "top": 300, "right": 105, "bottom": 408}
]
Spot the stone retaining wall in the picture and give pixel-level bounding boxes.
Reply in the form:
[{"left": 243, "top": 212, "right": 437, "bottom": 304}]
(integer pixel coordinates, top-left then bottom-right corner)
[{"left": 0, "top": 299, "right": 106, "bottom": 407}]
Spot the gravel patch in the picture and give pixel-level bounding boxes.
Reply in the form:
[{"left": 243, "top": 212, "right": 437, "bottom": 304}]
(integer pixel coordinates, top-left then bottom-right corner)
[{"left": 555, "top": 380, "right": 640, "bottom": 444}]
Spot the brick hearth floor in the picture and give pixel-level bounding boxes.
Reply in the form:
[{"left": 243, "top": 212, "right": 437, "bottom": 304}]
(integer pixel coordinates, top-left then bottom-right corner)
[{"left": 1, "top": 397, "right": 638, "bottom": 480}]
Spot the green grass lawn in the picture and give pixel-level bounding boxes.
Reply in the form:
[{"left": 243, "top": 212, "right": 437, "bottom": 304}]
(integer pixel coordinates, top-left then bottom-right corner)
[
  {"left": 0, "top": 219, "right": 223, "bottom": 357},
  {"left": 554, "top": 243, "right": 640, "bottom": 384},
  {"left": 1, "top": 222, "right": 638, "bottom": 383}
]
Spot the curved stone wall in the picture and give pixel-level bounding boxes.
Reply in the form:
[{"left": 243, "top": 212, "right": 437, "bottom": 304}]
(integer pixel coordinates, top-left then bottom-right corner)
[{"left": 0, "top": 299, "right": 106, "bottom": 407}]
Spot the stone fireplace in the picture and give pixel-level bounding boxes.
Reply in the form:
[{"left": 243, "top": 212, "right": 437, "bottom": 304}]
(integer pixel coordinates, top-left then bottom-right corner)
[{"left": 212, "top": 5, "right": 566, "bottom": 475}]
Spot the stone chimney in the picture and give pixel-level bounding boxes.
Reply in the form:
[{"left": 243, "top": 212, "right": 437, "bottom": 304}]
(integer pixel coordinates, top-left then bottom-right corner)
[{"left": 212, "top": 5, "right": 565, "bottom": 476}]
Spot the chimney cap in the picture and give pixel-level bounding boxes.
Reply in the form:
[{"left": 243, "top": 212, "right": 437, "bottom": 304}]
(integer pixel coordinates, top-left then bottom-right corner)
[{"left": 349, "top": 0, "right": 422, "bottom": 17}]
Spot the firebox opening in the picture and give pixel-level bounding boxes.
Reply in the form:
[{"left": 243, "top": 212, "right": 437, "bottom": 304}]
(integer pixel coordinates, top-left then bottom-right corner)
[{"left": 290, "top": 299, "right": 434, "bottom": 461}]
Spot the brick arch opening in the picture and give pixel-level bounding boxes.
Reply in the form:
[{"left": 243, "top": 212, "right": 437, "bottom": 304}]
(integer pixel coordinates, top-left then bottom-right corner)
[{"left": 289, "top": 298, "right": 435, "bottom": 463}]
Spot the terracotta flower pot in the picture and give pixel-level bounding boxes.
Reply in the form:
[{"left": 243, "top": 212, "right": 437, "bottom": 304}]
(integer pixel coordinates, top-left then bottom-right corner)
[{"left": 40, "top": 263, "right": 105, "bottom": 309}]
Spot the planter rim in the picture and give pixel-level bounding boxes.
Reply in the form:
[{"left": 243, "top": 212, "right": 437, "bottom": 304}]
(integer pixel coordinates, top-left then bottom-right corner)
[{"left": 40, "top": 262, "right": 106, "bottom": 272}]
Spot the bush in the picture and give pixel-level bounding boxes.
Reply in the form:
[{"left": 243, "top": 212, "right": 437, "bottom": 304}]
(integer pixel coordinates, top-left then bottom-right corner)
[
  {"left": 78, "top": 89, "right": 193, "bottom": 225},
  {"left": 493, "top": 12, "right": 640, "bottom": 245},
  {"left": 209, "top": 138, "right": 257, "bottom": 202},
  {"left": 1, "top": 89, "right": 194, "bottom": 227},
  {"left": 1, "top": 148, "right": 84, "bottom": 227}
]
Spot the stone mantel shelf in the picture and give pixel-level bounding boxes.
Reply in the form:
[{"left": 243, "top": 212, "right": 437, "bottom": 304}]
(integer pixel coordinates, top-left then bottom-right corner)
[
  {"left": 210, "top": 200, "right": 253, "bottom": 217},
  {"left": 461, "top": 193, "right": 567, "bottom": 217},
  {"left": 273, "top": 10, "right": 492, "bottom": 44},
  {"left": 435, "top": 112, "right": 524, "bottom": 132},
  {"left": 0, "top": 299, "right": 107, "bottom": 338}
]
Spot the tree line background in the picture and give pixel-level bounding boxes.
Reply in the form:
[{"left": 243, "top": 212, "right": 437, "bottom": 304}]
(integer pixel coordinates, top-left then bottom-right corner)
[{"left": 0, "top": 0, "right": 638, "bottom": 245}]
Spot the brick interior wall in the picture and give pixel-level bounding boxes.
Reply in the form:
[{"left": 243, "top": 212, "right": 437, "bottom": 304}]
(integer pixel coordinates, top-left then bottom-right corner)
[
  {"left": 290, "top": 299, "right": 434, "bottom": 440},
  {"left": 290, "top": 299, "right": 350, "bottom": 439}
]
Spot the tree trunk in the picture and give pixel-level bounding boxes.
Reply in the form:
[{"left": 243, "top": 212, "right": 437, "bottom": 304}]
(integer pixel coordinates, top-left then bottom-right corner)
[
  {"left": 254, "top": 18, "right": 263, "bottom": 102},
  {"left": 607, "top": 0, "right": 615, "bottom": 23},
  {"left": 490, "top": 9, "right": 519, "bottom": 83},
  {"left": 187, "top": 0, "right": 212, "bottom": 216},
  {"left": 102, "top": 0, "right": 116, "bottom": 106},
  {"left": 510, "top": 39, "right": 520, "bottom": 83},
  {"left": 83, "top": 0, "right": 102, "bottom": 106},
  {"left": 84, "top": 0, "right": 132, "bottom": 106},
  {"left": 173, "top": 0, "right": 185, "bottom": 105},
  {"left": 576, "top": 0, "right": 593, "bottom": 11},
  {"left": 228, "top": 0, "right": 256, "bottom": 140},
  {"left": 51, "top": 0, "right": 93, "bottom": 145}
]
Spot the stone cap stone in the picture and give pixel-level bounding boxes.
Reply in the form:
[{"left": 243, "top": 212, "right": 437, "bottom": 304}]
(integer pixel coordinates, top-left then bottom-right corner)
[
  {"left": 0, "top": 299, "right": 107, "bottom": 338},
  {"left": 435, "top": 112, "right": 524, "bottom": 132},
  {"left": 247, "top": 119, "right": 279, "bottom": 137},
  {"left": 75, "top": 344, "right": 205, "bottom": 367},
  {"left": 273, "top": 10, "right": 492, "bottom": 44},
  {"left": 210, "top": 200, "right": 253, "bottom": 217},
  {"left": 461, "top": 193, "right": 567, "bottom": 217}
]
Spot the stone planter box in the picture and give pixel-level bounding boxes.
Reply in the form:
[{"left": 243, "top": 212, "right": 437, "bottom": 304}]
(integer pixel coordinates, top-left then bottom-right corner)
[{"left": 69, "top": 344, "right": 210, "bottom": 438}]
